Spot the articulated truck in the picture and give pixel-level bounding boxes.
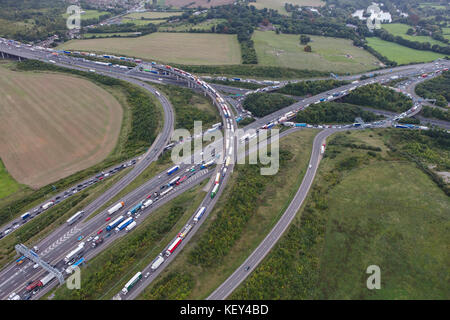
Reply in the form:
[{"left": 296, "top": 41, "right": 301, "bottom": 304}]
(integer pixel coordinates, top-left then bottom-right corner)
[
  {"left": 165, "top": 237, "right": 183, "bottom": 257},
  {"left": 122, "top": 272, "right": 142, "bottom": 295},
  {"left": 108, "top": 201, "right": 125, "bottom": 215},
  {"left": 151, "top": 255, "right": 164, "bottom": 271},
  {"left": 106, "top": 215, "right": 125, "bottom": 231}
]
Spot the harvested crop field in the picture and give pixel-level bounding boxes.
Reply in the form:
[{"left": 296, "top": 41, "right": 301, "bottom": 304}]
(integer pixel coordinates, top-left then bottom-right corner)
[
  {"left": 0, "top": 66, "right": 123, "bottom": 189},
  {"left": 59, "top": 33, "right": 241, "bottom": 65}
]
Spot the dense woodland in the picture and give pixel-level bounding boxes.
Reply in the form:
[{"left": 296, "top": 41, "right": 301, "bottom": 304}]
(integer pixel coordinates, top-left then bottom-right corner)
[
  {"left": 243, "top": 92, "right": 296, "bottom": 117},
  {"left": 340, "top": 83, "right": 413, "bottom": 112},
  {"left": 415, "top": 71, "right": 450, "bottom": 107},
  {"left": 276, "top": 80, "right": 350, "bottom": 97},
  {"left": 295, "top": 102, "right": 382, "bottom": 124}
]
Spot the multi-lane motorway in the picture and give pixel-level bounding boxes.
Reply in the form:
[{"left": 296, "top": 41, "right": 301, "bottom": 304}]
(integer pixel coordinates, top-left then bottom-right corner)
[{"left": 0, "top": 39, "right": 448, "bottom": 300}]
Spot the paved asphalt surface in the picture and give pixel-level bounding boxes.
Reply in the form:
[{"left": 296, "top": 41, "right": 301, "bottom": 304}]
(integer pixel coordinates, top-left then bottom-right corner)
[{"left": 0, "top": 41, "right": 448, "bottom": 300}]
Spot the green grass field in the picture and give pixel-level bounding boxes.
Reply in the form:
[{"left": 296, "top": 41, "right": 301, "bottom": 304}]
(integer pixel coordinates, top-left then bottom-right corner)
[
  {"left": 63, "top": 9, "right": 110, "bottom": 21},
  {"left": 232, "top": 129, "right": 450, "bottom": 299},
  {"left": 443, "top": 28, "right": 450, "bottom": 41},
  {"left": 253, "top": 31, "right": 381, "bottom": 74},
  {"left": 59, "top": 32, "right": 241, "bottom": 65},
  {"left": 159, "top": 19, "right": 227, "bottom": 32},
  {"left": 123, "top": 11, "right": 183, "bottom": 19},
  {"left": 250, "top": 0, "right": 324, "bottom": 15},
  {"left": 418, "top": 2, "right": 447, "bottom": 10},
  {"left": 366, "top": 37, "right": 447, "bottom": 64},
  {"left": 382, "top": 23, "right": 448, "bottom": 46},
  {"left": 0, "top": 159, "right": 23, "bottom": 199}
]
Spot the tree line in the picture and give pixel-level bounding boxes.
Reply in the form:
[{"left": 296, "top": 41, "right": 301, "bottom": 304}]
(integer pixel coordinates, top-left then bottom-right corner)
[
  {"left": 243, "top": 92, "right": 296, "bottom": 117},
  {"left": 295, "top": 102, "right": 382, "bottom": 124},
  {"left": 276, "top": 79, "right": 350, "bottom": 97},
  {"left": 415, "top": 71, "right": 450, "bottom": 108},
  {"left": 341, "top": 83, "right": 413, "bottom": 112}
]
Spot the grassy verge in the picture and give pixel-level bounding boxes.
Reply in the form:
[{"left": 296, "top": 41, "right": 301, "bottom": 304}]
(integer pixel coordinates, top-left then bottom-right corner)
[
  {"left": 137, "top": 129, "right": 318, "bottom": 299},
  {"left": 231, "top": 129, "right": 449, "bottom": 299},
  {"left": 49, "top": 180, "right": 208, "bottom": 300},
  {"left": 0, "top": 60, "right": 162, "bottom": 229},
  {"left": 366, "top": 37, "right": 447, "bottom": 64},
  {"left": 0, "top": 159, "right": 25, "bottom": 200}
]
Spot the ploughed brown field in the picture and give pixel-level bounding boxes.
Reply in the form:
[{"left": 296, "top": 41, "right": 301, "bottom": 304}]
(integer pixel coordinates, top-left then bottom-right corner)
[{"left": 0, "top": 66, "right": 123, "bottom": 189}]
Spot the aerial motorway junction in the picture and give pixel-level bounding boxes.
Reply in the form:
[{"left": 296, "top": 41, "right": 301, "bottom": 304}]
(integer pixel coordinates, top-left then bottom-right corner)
[{"left": 0, "top": 37, "right": 449, "bottom": 300}]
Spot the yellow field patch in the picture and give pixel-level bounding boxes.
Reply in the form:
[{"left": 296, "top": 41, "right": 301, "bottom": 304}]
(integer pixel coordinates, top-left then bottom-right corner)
[{"left": 59, "top": 32, "right": 241, "bottom": 65}]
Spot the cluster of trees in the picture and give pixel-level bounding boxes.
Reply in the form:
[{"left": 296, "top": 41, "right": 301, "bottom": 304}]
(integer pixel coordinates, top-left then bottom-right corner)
[
  {"left": 243, "top": 92, "right": 296, "bottom": 117},
  {"left": 415, "top": 71, "right": 450, "bottom": 107},
  {"left": 372, "top": 29, "right": 450, "bottom": 55},
  {"left": 276, "top": 79, "right": 350, "bottom": 97},
  {"left": 156, "top": 84, "right": 219, "bottom": 132},
  {"left": 295, "top": 102, "right": 382, "bottom": 124},
  {"left": 86, "top": 22, "right": 157, "bottom": 36},
  {"left": 0, "top": 0, "right": 67, "bottom": 42},
  {"left": 420, "top": 106, "right": 450, "bottom": 121},
  {"left": 398, "top": 117, "right": 421, "bottom": 124},
  {"left": 240, "top": 39, "right": 258, "bottom": 64},
  {"left": 341, "top": 83, "right": 413, "bottom": 112},
  {"left": 141, "top": 272, "right": 194, "bottom": 300},
  {"left": 300, "top": 34, "right": 311, "bottom": 45},
  {"left": 192, "top": 5, "right": 278, "bottom": 64},
  {"left": 169, "top": 64, "right": 328, "bottom": 79}
]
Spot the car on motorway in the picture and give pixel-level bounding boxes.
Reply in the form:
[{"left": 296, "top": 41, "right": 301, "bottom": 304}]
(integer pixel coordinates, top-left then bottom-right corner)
[
  {"left": 33, "top": 263, "right": 39, "bottom": 269},
  {"left": 105, "top": 217, "right": 111, "bottom": 222},
  {"left": 245, "top": 266, "right": 250, "bottom": 271},
  {"left": 97, "top": 229, "right": 103, "bottom": 235},
  {"left": 86, "top": 236, "right": 93, "bottom": 242},
  {"left": 105, "top": 233, "right": 112, "bottom": 238},
  {"left": 146, "top": 194, "right": 152, "bottom": 199},
  {"left": 77, "top": 235, "right": 84, "bottom": 241}
]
